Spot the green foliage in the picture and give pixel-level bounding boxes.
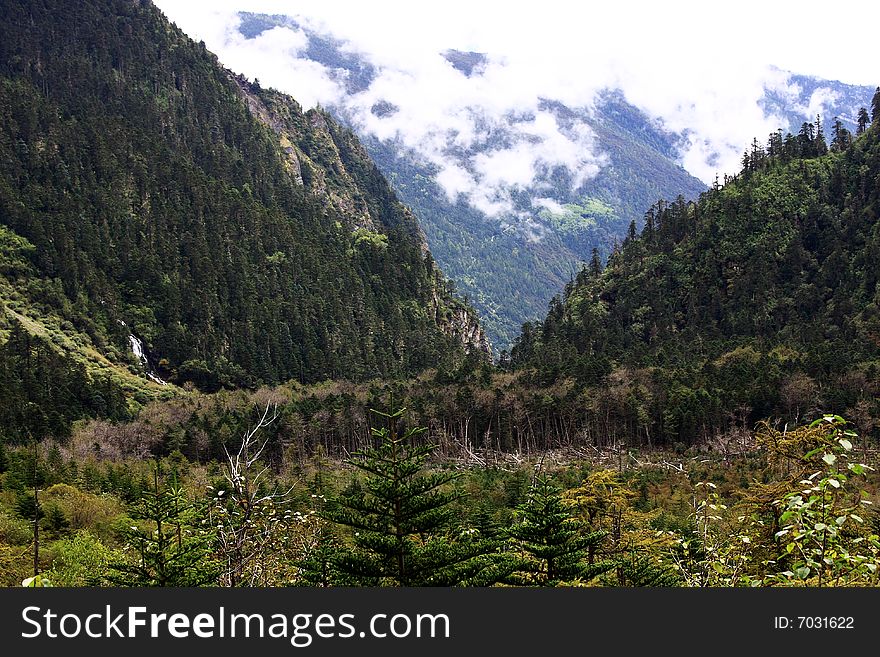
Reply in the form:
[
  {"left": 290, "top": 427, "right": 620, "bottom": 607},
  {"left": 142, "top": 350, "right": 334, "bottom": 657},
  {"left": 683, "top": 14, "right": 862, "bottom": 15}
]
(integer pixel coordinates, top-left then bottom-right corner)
[
  {"left": 22, "top": 574, "right": 52, "bottom": 587},
  {"left": 108, "top": 467, "right": 219, "bottom": 586},
  {"left": 765, "top": 416, "right": 880, "bottom": 586},
  {"left": 539, "top": 197, "right": 618, "bottom": 238},
  {"left": 294, "top": 523, "right": 352, "bottom": 587},
  {"left": 42, "top": 504, "right": 70, "bottom": 538},
  {"left": 40, "top": 483, "right": 126, "bottom": 543},
  {"left": 672, "top": 416, "right": 880, "bottom": 587},
  {"left": 0, "top": 510, "right": 32, "bottom": 545},
  {"left": 326, "top": 405, "right": 509, "bottom": 585},
  {"left": 351, "top": 227, "right": 389, "bottom": 250},
  {"left": 672, "top": 482, "right": 755, "bottom": 586},
  {"left": 48, "top": 531, "right": 120, "bottom": 586},
  {"left": 507, "top": 474, "right": 612, "bottom": 586},
  {"left": 616, "top": 552, "right": 682, "bottom": 587},
  {"left": 0, "top": 320, "right": 129, "bottom": 442}
]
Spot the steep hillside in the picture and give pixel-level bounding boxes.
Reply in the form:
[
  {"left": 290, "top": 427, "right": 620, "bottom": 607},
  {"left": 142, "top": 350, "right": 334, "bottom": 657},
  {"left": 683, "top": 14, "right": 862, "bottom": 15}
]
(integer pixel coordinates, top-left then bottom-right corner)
[
  {"left": 511, "top": 104, "right": 880, "bottom": 444},
  {"left": 0, "top": 0, "right": 485, "bottom": 429}
]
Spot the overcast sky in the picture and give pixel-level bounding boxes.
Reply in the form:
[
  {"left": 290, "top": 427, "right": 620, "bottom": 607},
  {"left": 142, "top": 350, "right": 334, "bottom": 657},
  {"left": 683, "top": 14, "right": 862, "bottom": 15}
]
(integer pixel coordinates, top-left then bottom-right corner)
[{"left": 153, "top": 0, "right": 877, "bottom": 215}]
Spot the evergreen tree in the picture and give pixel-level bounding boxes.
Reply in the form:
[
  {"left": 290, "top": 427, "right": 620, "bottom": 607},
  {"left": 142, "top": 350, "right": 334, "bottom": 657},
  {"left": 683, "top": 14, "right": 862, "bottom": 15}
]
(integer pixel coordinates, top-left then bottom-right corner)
[
  {"left": 0, "top": 0, "right": 477, "bottom": 395},
  {"left": 798, "top": 121, "right": 815, "bottom": 155},
  {"left": 616, "top": 552, "right": 682, "bottom": 587},
  {"left": 295, "top": 525, "right": 351, "bottom": 587},
  {"left": 814, "top": 114, "right": 828, "bottom": 155},
  {"left": 830, "top": 118, "right": 852, "bottom": 152},
  {"left": 857, "top": 107, "right": 871, "bottom": 135},
  {"left": 506, "top": 475, "right": 612, "bottom": 586},
  {"left": 626, "top": 220, "right": 638, "bottom": 244},
  {"left": 108, "top": 466, "right": 218, "bottom": 586},
  {"left": 510, "top": 112, "right": 880, "bottom": 446},
  {"left": 872, "top": 87, "right": 880, "bottom": 122},
  {"left": 326, "top": 406, "right": 508, "bottom": 586},
  {"left": 42, "top": 505, "right": 70, "bottom": 538},
  {"left": 589, "top": 248, "right": 603, "bottom": 277}
]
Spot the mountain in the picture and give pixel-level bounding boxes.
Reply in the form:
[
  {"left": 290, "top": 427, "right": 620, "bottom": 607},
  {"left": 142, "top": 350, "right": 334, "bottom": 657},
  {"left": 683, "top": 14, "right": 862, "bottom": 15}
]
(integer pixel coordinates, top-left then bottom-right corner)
[
  {"left": 235, "top": 13, "right": 710, "bottom": 350},
  {"left": 761, "top": 69, "right": 876, "bottom": 137},
  {"left": 510, "top": 105, "right": 880, "bottom": 445},
  {"left": 0, "top": 0, "right": 487, "bottom": 439},
  {"left": 233, "top": 14, "right": 876, "bottom": 352}
]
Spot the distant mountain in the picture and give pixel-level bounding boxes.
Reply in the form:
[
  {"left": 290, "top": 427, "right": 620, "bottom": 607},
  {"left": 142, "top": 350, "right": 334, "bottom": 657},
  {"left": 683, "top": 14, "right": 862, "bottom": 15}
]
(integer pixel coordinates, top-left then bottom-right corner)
[
  {"left": 761, "top": 70, "right": 875, "bottom": 137},
  {"left": 237, "top": 13, "right": 709, "bottom": 349},
  {"left": 0, "top": 0, "right": 486, "bottom": 439}
]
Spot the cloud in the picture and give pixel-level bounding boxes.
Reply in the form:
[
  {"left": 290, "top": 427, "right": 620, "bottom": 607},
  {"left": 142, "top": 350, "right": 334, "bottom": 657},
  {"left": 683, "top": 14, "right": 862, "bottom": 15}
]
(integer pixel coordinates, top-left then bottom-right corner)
[
  {"left": 153, "top": 0, "right": 877, "bottom": 207},
  {"left": 801, "top": 87, "right": 842, "bottom": 123}
]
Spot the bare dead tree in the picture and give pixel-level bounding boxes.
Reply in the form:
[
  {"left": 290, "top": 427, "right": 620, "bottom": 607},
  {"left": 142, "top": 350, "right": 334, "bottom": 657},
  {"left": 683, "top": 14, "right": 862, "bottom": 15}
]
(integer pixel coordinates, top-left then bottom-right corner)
[
  {"left": 224, "top": 403, "right": 282, "bottom": 506},
  {"left": 211, "top": 402, "right": 299, "bottom": 586}
]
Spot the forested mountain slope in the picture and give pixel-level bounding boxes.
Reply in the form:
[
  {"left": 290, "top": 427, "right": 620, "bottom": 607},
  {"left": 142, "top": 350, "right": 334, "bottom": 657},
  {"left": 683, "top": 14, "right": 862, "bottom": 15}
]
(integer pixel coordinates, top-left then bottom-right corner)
[
  {"left": 511, "top": 103, "right": 880, "bottom": 444},
  {"left": 0, "top": 0, "right": 485, "bottom": 434}
]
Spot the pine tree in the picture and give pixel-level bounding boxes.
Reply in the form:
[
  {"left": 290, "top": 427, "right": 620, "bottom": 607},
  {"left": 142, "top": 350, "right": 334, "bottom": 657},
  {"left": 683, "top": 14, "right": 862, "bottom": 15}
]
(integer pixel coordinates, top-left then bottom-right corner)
[
  {"left": 814, "top": 114, "right": 828, "bottom": 155},
  {"left": 857, "top": 107, "right": 870, "bottom": 135},
  {"left": 830, "top": 118, "right": 852, "bottom": 152},
  {"left": 616, "top": 552, "right": 681, "bottom": 587},
  {"left": 626, "top": 220, "right": 637, "bottom": 244},
  {"left": 589, "top": 248, "right": 603, "bottom": 277},
  {"left": 326, "top": 406, "right": 509, "bottom": 586},
  {"left": 872, "top": 87, "right": 880, "bottom": 123},
  {"left": 506, "top": 475, "right": 612, "bottom": 586},
  {"left": 767, "top": 130, "right": 783, "bottom": 158},
  {"left": 108, "top": 466, "right": 218, "bottom": 586},
  {"left": 798, "top": 121, "right": 815, "bottom": 155},
  {"left": 295, "top": 524, "right": 351, "bottom": 587},
  {"left": 42, "top": 505, "right": 70, "bottom": 538},
  {"left": 643, "top": 208, "right": 656, "bottom": 242}
]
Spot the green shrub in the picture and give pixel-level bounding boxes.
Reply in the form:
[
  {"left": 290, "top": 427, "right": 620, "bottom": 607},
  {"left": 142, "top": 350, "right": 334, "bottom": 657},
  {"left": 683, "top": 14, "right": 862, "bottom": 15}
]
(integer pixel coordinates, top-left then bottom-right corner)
[{"left": 48, "top": 531, "right": 119, "bottom": 586}]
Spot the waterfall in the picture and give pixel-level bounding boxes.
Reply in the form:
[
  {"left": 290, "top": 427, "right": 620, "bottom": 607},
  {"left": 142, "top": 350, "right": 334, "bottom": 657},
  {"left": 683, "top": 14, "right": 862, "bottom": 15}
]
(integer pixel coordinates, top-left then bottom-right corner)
[{"left": 121, "top": 321, "right": 168, "bottom": 385}]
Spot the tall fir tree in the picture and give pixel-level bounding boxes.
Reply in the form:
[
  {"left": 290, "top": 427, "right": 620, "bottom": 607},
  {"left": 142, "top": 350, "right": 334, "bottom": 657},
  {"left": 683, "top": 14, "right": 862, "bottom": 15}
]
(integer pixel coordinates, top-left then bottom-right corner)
[
  {"left": 589, "top": 248, "right": 603, "bottom": 277},
  {"left": 108, "top": 465, "right": 219, "bottom": 586},
  {"left": 830, "top": 118, "right": 852, "bottom": 152},
  {"left": 326, "top": 406, "right": 510, "bottom": 586},
  {"left": 506, "top": 475, "right": 612, "bottom": 586},
  {"left": 857, "top": 107, "right": 870, "bottom": 135}
]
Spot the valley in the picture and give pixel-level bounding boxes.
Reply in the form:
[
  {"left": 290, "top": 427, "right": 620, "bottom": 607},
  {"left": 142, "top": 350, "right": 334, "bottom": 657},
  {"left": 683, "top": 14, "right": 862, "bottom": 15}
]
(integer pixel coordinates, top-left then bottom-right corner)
[{"left": 1, "top": 0, "right": 880, "bottom": 589}]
